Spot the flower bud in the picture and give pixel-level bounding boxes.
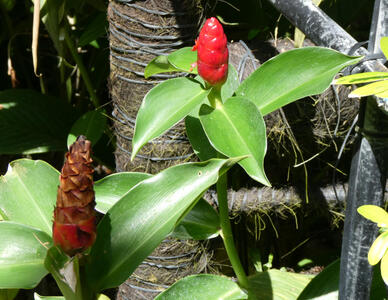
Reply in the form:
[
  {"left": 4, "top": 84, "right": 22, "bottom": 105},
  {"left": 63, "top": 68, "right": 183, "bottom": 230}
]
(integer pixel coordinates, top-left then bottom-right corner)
[
  {"left": 53, "top": 136, "right": 96, "bottom": 256},
  {"left": 193, "top": 17, "right": 229, "bottom": 86}
]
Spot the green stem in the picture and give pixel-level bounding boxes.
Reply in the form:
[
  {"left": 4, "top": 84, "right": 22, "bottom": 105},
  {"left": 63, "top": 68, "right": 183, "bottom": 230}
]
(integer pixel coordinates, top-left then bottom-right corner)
[
  {"left": 217, "top": 171, "right": 249, "bottom": 289},
  {"left": 208, "top": 85, "right": 223, "bottom": 109},
  {"left": 63, "top": 23, "right": 99, "bottom": 108}
]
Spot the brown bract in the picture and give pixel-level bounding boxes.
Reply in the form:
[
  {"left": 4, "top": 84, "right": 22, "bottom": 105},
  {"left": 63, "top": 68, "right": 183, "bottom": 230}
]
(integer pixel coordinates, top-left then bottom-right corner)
[{"left": 53, "top": 136, "right": 96, "bottom": 256}]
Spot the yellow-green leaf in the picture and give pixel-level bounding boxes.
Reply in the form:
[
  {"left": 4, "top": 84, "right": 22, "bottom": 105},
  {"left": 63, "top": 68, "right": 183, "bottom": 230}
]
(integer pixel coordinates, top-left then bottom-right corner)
[
  {"left": 334, "top": 72, "right": 388, "bottom": 85},
  {"left": 358, "top": 205, "right": 388, "bottom": 227},
  {"left": 381, "top": 251, "right": 388, "bottom": 285},
  {"left": 368, "top": 231, "right": 388, "bottom": 265},
  {"left": 349, "top": 80, "right": 388, "bottom": 98}
]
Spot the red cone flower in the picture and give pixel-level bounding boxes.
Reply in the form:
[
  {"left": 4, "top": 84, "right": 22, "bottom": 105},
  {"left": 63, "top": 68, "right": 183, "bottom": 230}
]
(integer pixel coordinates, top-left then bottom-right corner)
[
  {"left": 193, "top": 17, "right": 229, "bottom": 86},
  {"left": 53, "top": 136, "right": 96, "bottom": 256}
]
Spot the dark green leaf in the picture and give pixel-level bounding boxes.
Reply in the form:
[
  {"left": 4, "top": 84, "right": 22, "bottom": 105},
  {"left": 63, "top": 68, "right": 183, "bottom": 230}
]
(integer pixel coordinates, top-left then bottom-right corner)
[
  {"left": 0, "top": 222, "right": 52, "bottom": 289},
  {"left": 0, "top": 159, "right": 59, "bottom": 234},
  {"left": 85, "top": 157, "right": 242, "bottom": 291},
  {"left": 79, "top": 13, "right": 107, "bottom": 47},
  {"left": 132, "top": 77, "right": 209, "bottom": 159},
  {"left": 0, "top": 289, "right": 18, "bottom": 300},
  {"left": 236, "top": 47, "right": 362, "bottom": 116},
  {"left": 0, "top": 89, "right": 77, "bottom": 154},
  {"left": 67, "top": 109, "right": 107, "bottom": 148},
  {"left": 155, "top": 274, "right": 247, "bottom": 300},
  {"left": 199, "top": 97, "right": 270, "bottom": 185},
  {"left": 94, "top": 172, "right": 152, "bottom": 214},
  {"left": 185, "top": 116, "right": 217, "bottom": 161},
  {"left": 172, "top": 198, "right": 220, "bottom": 240}
]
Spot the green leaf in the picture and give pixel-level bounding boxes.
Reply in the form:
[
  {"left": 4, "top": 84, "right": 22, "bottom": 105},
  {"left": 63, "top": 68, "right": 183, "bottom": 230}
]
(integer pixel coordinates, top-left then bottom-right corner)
[
  {"left": 144, "top": 47, "right": 197, "bottom": 78},
  {"left": 248, "top": 269, "right": 313, "bottom": 300},
  {"left": 0, "top": 222, "right": 52, "bottom": 289},
  {"left": 168, "top": 47, "right": 197, "bottom": 74},
  {"left": 155, "top": 274, "right": 247, "bottom": 300},
  {"left": 85, "top": 157, "right": 242, "bottom": 291},
  {"left": 44, "top": 247, "right": 83, "bottom": 300},
  {"left": 297, "top": 259, "right": 339, "bottom": 300},
  {"left": 0, "top": 289, "right": 18, "bottom": 300},
  {"left": 94, "top": 172, "right": 152, "bottom": 214},
  {"left": 236, "top": 47, "right": 362, "bottom": 116},
  {"left": 185, "top": 116, "right": 217, "bottom": 161},
  {"left": 334, "top": 72, "right": 388, "bottom": 84},
  {"left": 349, "top": 80, "right": 388, "bottom": 98},
  {"left": 172, "top": 198, "right": 220, "bottom": 240},
  {"left": 368, "top": 231, "right": 388, "bottom": 265},
  {"left": 79, "top": 13, "right": 107, "bottom": 47},
  {"left": 144, "top": 56, "right": 180, "bottom": 78},
  {"left": 199, "top": 97, "right": 270, "bottom": 185},
  {"left": 34, "top": 294, "right": 64, "bottom": 300},
  {"left": 381, "top": 37, "right": 388, "bottom": 60},
  {"left": 0, "top": 89, "right": 77, "bottom": 154},
  {"left": 67, "top": 109, "right": 107, "bottom": 148},
  {"left": 132, "top": 77, "right": 209, "bottom": 159},
  {"left": 0, "top": 159, "right": 59, "bottom": 234},
  {"left": 358, "top": 205, "right": 388, "bottom": 227},
  {"left": 40, "top": 0, "right": 65, "bottom": 54}
]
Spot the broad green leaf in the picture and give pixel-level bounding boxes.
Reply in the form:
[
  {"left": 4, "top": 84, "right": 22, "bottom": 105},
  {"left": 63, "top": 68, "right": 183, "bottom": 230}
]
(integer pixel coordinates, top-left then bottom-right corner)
[
  {"left": 132, "top": 77, "right": 209, "bottom": 159},
  {"left": 185, "top": 116, "right": 217, "bottom": 161},
  {"left": 236, "top": 47, "right": 362, "bottom": 116},
  {"left": 249, "top": 269, "right": 313, "bottom": 300},
  {"left": 94, "top": 172, "right": 152, "bottom": 214},
  {"left": 144, "top": 56, "right": 180, "bottom": 78},
  {"left": 368, "top": 231, "right": 388, "bottom": 265},
  {"left": 145, "top": 48, "right": 197, "bottom": 78},
  {"left": 155, "top": 274, "right": 247, "bottom": 300},
  {"left": 381, "top": 37, "right": 388, "bottom": 59},
  {"left": 40, "top": 0, "right": 65, "bottom": 54},
  {"left": 0, "top": 89, "right": 77, "bottom": 154},
  {"left": 334, "top": 72, "right": 388, "bottom": 84},
  {"left": 0, "top": 159, "right": 59, "bottom": 234},
  {"left": 358, "top": 205, "right": 388, "bottom": 227},
  {"left": 199, "top": 97, "right": 270, "bottom": 185},
  {"left": 0, "top": 289, "right": 18, "bottom": 300},
  {"left": 0, "top": 222, "right": 52, "bottom": 289},
  {"left": 34, "top": 294, "right": 64, "bottom": 300},
  {"left": 349, "top": 80, "right": 388, "bottom": 98},
  {"left": 168, "top": 47, "right": 197, "bottom": 74},
  {"left": 44, "top": 247, "right": 84, "bottom": 300},
  {"left": 67, "top": 109, "right": 107, "bottom": 148},
  {"left": 85, "top": 157, "right": 242, "bottom": 291},
  {"left": 79, "top": 12, "right": 107, "bottom": 47},
  {"left": 172, "top": 198, "right": 220, "bottom": 240}
]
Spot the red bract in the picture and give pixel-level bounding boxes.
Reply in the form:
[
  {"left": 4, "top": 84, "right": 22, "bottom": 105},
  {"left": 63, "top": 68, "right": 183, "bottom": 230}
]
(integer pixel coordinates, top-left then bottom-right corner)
[
  {"left": 193, "top": 17, "right": 228, "bottom": 86},
  {"left": 52, "top": 136, "right": 96, "bottom": 256}
]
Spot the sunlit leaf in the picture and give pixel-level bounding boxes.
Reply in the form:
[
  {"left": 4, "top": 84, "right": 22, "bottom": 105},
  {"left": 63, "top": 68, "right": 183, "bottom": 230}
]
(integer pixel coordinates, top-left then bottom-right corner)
[
  {"left": 85, "top": 157, "right": 242, "bottom": 291},
  {"left": 334, "top": 72, "right": 388, "bottom": 85},
  {"left": 0, "top": 222, "right": 52, "bottom": 289},
  {"left": 368, "top": 232, "right": 388, "bottom": 265},
  {"left": 358, "top": 205, "right": 388, "bottom": 227},
  {"left": 155, "top": 274, "right": 247, "bottom": 300},
  {"left": 349, "top": 80, "right": 388, "bottom": 98},
  {"left": 236, "top": 47, "right": 362, "bottom": 116}
]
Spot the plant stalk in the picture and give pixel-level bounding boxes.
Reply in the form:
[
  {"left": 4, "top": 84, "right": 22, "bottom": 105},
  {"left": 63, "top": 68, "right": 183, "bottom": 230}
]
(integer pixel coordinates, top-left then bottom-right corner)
[
  {"left": 63, "top": 23, "right": 99, "bottom": 108},
  {"left": 217, "top": 171, "right": 249, "bottom": 289}
]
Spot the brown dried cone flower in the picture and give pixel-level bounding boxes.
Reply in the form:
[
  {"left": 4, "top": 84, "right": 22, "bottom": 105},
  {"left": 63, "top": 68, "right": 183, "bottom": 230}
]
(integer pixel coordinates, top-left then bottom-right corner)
[{"left": 53, "top": 135, "right": 96, "bottom": 256}]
